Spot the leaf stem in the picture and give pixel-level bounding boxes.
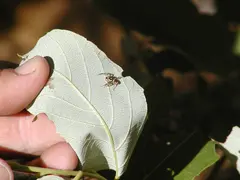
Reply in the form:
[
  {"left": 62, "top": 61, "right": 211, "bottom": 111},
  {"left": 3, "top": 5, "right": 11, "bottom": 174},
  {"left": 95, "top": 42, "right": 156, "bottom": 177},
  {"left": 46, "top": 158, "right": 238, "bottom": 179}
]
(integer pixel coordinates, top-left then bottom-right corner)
[
  {"left": 73, "top": 171, "right": 83, "bottom": 180},
  {"left": 7, "top": 161, "right": 107, "bottom": 180}
]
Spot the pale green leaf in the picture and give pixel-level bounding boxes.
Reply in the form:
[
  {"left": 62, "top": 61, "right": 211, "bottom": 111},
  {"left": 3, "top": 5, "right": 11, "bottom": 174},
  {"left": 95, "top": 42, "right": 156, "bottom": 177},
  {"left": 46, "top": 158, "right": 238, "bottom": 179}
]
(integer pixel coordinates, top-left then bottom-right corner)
[
  {"left": 20, "top": 29, "right": 148, "bottom": 179},
  {"left": 219, "top": 126, "right": 240, "bottom": 173},
  {"left": 174, "top": 140, "right": 219, "bottom": 180}
]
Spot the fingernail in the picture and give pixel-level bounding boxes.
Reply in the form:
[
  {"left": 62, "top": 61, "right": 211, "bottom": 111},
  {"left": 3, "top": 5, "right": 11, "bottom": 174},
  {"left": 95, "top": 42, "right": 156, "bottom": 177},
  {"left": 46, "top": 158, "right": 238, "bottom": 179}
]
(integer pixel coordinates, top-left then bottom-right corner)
[
  {"left": 15, "top": 57, "right": 37, "bottom": 75},
  {"left": 0, "top": 162, "right": 10, "bottom": 180}
]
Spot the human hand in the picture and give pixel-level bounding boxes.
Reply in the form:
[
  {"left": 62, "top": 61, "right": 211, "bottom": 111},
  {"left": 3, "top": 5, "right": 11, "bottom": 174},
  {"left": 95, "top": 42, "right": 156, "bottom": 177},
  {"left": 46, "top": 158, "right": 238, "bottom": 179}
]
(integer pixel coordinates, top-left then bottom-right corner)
[{"left": 0, "top": 56, "right": 78, "bottom": 179}]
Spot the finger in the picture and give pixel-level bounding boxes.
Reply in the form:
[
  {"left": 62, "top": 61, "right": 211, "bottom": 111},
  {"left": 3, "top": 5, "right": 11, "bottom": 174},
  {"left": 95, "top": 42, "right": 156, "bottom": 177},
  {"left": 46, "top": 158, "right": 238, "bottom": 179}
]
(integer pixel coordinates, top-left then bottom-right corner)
[
  {"left": 27, "top": 142, "right": 78, "bottom": 170},
  {"left": 0, "top": 158, "right": 14, "bottom": 180},
  {"left": 0, "top": 112, "right": 64, "bottom": 155},
  {"left": 0, "top": 56, "right": 50, "bottom": 115}
]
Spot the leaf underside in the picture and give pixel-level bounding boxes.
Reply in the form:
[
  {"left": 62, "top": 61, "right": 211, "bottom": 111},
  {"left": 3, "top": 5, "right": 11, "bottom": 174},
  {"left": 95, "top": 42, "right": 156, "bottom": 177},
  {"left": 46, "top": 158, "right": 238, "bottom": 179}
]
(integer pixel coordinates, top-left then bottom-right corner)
[{"left": 21, "top": 29, "right": 148, "bottom": 178}]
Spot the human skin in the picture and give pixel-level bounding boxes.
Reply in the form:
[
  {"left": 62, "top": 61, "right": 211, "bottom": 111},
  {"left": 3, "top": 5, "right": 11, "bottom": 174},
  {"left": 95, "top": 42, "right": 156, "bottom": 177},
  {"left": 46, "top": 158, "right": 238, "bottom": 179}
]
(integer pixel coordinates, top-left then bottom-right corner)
[{"left": 0, "top": 56, "right": 79, "bottom": 179}]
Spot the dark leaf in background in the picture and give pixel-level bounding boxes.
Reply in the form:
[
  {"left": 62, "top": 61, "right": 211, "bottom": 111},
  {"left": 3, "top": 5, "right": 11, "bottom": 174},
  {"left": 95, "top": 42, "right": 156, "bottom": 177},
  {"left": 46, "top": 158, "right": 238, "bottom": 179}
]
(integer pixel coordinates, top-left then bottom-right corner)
[
  {"left": 217, "top": 0, "right": 240, "bottom": 23},
  {"left": 94, "top": 0, "right": 240, "bottom": 76},
  {"left": 120, "top": 75, "right": 209, "bottom": 180}
]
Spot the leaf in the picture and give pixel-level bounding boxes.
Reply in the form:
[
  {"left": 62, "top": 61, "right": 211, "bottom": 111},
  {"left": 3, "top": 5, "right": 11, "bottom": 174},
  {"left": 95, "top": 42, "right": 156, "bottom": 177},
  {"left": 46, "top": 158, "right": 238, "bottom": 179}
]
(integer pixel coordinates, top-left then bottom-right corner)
[
  {"left": 219, "top": 126, "right": 240, "bottom": 173},
  {"left": 191, "top": 0, "right": 217, "bottom": 15},
  {"left": 20, "top": 29, "right": 148, "bottom": 179},
  {"left": 37, "top": 175, "right": 65, "bottom": 180},
  {"left": 233, "top": 29, "right": 240, "bottom": 56},
  {"left": 174, "top": 140, "right": 219, "bottom": 180}
]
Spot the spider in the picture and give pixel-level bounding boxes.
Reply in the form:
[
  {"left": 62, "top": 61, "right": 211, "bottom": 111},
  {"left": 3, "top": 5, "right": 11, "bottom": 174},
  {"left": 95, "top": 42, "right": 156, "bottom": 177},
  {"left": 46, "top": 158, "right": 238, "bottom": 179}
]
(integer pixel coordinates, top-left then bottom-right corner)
[{"left": 99, "top": 73, "right": 122, "bottom": 90}]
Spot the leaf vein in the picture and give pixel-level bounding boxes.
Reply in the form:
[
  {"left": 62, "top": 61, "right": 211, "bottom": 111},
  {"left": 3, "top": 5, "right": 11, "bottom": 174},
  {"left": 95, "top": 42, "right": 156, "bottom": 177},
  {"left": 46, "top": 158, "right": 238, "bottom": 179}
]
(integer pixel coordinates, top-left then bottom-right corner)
[
  {"left": 74, "top": 35, "right": 91, "bottom": 100},
  {"left": 36, "top": 109, "right": 102, "bottom": 127},
  {"left": 38, "top": 94, "right": 93, "bottom": 112},
  {"left": 46, "top": 34, "right": 72, "bottom": 80}
]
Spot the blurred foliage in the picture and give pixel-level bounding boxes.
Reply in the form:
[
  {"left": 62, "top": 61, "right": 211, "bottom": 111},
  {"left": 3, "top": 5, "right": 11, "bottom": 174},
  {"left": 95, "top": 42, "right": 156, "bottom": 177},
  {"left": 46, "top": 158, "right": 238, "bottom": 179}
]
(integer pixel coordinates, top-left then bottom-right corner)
[
  {"left": 174, "top": 141, "right": 219, "bottom": 180},
  {"left": 233, "top": 29, "right": 240, "bottom": 56}
]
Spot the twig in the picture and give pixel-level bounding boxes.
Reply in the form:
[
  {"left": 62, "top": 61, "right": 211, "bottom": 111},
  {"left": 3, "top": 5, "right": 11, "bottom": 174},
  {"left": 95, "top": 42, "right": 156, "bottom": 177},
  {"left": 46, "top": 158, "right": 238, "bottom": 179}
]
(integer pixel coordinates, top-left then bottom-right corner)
[
  {"left": 7, "top": 161, "right": 106, "bottom": 180},
  {"left": 73, "top": 171, "right": 83, "bottom": 180}
]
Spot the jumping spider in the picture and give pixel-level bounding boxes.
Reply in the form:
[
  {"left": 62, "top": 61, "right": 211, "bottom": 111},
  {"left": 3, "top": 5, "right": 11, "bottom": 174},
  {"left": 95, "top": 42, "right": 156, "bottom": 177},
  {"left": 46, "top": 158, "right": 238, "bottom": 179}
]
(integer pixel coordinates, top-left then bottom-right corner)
[{"left": 99, "top": 73, "right": 122, "bottom": 90}]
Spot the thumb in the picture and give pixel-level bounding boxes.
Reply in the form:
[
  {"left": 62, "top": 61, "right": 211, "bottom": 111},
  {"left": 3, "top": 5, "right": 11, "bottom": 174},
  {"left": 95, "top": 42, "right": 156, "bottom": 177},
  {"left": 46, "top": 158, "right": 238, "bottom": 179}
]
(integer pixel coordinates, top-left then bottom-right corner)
[
  {"left": 0, "top": 159, "right": 13, "bottom": 180},
  {"left": 0, "top": 56, "right": 50, "bottom": 115}
]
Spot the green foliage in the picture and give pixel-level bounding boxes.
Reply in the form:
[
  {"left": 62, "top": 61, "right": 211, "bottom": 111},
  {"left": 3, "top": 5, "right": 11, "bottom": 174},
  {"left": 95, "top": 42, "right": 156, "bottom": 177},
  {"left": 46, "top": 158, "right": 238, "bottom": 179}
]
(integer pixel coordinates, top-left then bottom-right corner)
[
  {"left": 8, "top": 161, "right": 106, "bottom": 180},
  {"left": 174, "top": 141, "right": 219, "bottom": 180},
  {"left": 233, "top": 29, "right": 240, "bottom": 56}
]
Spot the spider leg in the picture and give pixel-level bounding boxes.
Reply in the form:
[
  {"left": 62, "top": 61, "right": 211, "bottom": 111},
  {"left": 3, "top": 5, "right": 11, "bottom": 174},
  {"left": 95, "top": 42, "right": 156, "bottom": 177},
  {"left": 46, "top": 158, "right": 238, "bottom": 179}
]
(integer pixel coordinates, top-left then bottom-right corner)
[
  {"left": 103, "top": 82, "right": 112, "bottom": 87},
  {"left": 113, "top": 84, "right": 117, "bottom": 91}
]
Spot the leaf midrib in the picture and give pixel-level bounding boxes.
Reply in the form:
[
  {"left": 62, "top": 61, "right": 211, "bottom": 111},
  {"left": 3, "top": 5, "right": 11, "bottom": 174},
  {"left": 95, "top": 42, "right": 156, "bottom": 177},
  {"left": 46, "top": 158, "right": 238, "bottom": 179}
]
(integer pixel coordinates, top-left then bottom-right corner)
[{"left": 54, "top": 70, "right": 119, "bottom": 177}]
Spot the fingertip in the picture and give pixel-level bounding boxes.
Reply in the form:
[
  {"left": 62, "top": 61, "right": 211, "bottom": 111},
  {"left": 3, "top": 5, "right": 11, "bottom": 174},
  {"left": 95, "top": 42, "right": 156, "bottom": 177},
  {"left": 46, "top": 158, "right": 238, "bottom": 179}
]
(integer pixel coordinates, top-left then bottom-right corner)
[
  {"left": 0, "top": 159, "right": 14, "bottom": 180},
  {"left": 33, "top": 56, "right": 50, "bottom": 79},
  {"left": 16, "top": 56, "right": 50, "bottom": 80},
  {"left": 30, "top": 56, "right": 50, "bottom": 79},
  {"left": 39, "top": 142, "right": 78, "bottom": 170}
]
